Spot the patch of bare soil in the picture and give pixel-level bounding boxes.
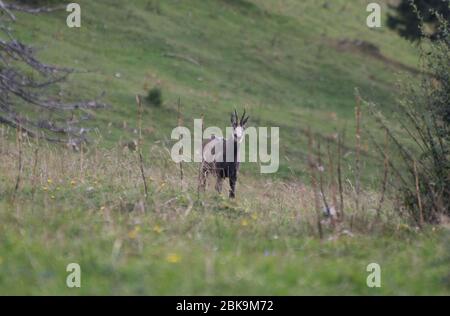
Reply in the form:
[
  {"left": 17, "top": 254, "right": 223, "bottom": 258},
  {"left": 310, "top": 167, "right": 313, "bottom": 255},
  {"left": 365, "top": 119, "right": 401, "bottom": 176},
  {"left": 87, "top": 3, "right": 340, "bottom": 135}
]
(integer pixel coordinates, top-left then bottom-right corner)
[{"left": 335, "top": 38, "right": 421, "bottom": 75}]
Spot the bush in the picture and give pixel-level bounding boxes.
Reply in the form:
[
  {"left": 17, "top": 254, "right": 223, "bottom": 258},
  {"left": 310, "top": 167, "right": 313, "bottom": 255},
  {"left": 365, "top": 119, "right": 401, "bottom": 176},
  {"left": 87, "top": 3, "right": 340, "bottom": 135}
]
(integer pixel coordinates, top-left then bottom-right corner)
[
  {"left": 146, "top": 87, "right": 162, "bottom": 107},
  {"left": 387, "top": 0, "right": 450, "bottom": 42},
  {"left": 145, "top": 0, "right": 162, "bottom": 14},
  {"left": 369, "top": 13, "right": 449, "bottom": 225}
]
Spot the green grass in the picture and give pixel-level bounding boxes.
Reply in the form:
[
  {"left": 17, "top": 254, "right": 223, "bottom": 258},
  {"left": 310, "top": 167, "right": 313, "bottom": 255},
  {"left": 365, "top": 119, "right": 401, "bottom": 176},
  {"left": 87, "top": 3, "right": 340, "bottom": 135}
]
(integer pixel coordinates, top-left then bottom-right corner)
[
  {"left": 12, "top": 0, "right": 420, "bottom": 180},
  {"left": 1, "top": 0, "right": 447, "bottom": 295},
  {"left": 2, "top": 208, "right": 449, "bottom": 295},
  {"left": 0, "top": 140, "right": 449, "bottom": 295}
]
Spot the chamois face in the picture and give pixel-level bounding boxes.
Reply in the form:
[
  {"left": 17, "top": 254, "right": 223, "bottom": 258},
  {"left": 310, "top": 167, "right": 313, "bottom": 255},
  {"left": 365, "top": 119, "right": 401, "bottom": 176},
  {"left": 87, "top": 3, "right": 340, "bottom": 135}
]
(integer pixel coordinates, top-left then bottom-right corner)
[
  {"left": 233, "top": 125, "right": 244, "bottom": 143},
  {"left": 231, "top": 109, "right": 249, "bottom": 143}
]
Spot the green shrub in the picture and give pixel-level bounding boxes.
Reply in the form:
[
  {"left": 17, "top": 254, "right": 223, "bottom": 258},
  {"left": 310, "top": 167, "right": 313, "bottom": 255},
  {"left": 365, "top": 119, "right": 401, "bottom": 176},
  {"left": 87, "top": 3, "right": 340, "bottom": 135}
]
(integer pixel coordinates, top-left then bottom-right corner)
[
  {"left": 145, "top": 0, "right": 162, "bottom": 15},
  {"left": 146, "top": 87, "right": 162, "bottom": 107},
  {"left": 369, "top": 12, "right": 449, "bottom": 225}
]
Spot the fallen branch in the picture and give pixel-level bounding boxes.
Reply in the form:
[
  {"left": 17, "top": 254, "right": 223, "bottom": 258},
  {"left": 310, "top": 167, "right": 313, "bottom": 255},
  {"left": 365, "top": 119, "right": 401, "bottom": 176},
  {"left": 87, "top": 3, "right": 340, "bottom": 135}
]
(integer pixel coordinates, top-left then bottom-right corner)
[
  {"left": 0, "top": 0, "right": 16, "bottom": 21},
  {"left": 1, "top": 2, "right": 65, "bottom": 15},
  {"left": 162, "top": 52, "right": 200, "bottom": 66}
]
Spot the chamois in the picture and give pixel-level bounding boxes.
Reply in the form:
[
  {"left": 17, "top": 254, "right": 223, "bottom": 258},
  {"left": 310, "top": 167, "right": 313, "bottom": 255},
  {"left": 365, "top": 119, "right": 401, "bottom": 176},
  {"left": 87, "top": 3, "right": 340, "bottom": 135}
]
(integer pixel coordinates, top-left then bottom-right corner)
[{"left": 200, "top": 109, "right": 249, "bottom": 198}]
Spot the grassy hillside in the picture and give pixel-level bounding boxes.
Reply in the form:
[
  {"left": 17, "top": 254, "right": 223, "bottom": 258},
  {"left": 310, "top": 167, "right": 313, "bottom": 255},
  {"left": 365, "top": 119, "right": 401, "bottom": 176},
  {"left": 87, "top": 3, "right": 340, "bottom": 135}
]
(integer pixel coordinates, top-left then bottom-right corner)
[
  {"left": 1, "top": 0, "right": 449, "bottom": 295},
  {"left": 13, "top": 0, "right": 420, "bottom": 179}
]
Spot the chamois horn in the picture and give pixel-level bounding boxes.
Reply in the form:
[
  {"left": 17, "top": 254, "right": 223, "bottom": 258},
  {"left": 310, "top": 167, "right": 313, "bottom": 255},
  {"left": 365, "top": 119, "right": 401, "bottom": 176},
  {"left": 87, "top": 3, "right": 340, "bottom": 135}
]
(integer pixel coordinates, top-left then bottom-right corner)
[
  {"left": 231, "top": 108, "right": 238, "bottom": 125},
  {"left": 240, "top": 109, "right": 249, "bottom": 126}
]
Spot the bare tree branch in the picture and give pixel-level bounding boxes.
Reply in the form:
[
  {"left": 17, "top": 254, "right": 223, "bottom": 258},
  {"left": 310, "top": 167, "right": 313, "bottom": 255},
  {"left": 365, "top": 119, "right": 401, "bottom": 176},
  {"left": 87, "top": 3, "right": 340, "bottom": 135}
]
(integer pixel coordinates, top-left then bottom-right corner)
[
  {"left": 1, "top": 1, "right": 65, "bottom": 15},
  {"left": 0, "top": 2, "right": 107, "bottom": 144},
  {"left": 0, "top": 1, "right": 16, "bottom": 21}
]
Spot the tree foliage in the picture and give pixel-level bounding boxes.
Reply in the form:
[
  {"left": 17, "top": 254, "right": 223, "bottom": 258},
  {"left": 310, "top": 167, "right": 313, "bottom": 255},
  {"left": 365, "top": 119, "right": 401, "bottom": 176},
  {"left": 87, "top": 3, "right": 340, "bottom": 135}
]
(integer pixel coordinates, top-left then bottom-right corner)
[{"left": 387, "top": 0, "right": 450, "bottom": 42}]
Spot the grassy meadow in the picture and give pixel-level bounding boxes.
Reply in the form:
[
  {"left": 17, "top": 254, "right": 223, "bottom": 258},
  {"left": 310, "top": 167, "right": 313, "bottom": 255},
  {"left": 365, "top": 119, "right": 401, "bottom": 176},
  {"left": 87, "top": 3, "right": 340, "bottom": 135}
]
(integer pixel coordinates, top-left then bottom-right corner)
[
  {"left": 1, "top": 139, "right": 449, "bottom": 295},
  {"left": 0, "top": 0, "right": 449, "bottom": 295}
]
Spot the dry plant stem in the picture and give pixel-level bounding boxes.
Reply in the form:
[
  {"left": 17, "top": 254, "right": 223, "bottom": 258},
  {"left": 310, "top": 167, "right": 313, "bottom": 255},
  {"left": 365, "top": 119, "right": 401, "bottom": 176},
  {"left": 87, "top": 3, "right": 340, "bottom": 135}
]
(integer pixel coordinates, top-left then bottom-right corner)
[
  {"left": 80, "top": 142, "right": 84, "bottom": 182},
  {"left": 414, "top": 160, "right": 424, "bottom": 227},
  {"left": 367, "top": 129, "right": 437, "bottom": 221},
  {"left": 12, "top": 126, "right": 23, "bottom": 202},
  {"left": 177, "top": 98, "right": 184, "bottom": 186},
  {"left": 197, "top": 114, "right": 204, "bottom": 200},
  {"left": 136, "top": 95, "right": 149, "bottom": 200},
  {"left": 59, "top": 148, "right": 65, "bottom": 177},
  {"left": 369, "top": 108, "right": 419, "bottom": 181},
  {"left": 317, "top": 141, "right": 333, "bottom": 226},
  {"left": 355, "top": 91, "right": 362, "bottom": 213},
  {"left": 0, "top": 126, "right": 4, "bottom": 154},
  {"left": 307, "top": 128, "right": 323, "bottom": 239},
  {"left": 31, "top": 146, "right": 39, "bottom": 201},
  {"left": 376, "top": 129, "right": 389, "bottom": 217},
  {"left": 337, "top": 129, "right": 345, "bottom": 219},
  {"left": 367, "top": 130, "right": 408, "bottom": 188},
  {"left": 327, "top": 140, "right": 338, "bottom": 219}
]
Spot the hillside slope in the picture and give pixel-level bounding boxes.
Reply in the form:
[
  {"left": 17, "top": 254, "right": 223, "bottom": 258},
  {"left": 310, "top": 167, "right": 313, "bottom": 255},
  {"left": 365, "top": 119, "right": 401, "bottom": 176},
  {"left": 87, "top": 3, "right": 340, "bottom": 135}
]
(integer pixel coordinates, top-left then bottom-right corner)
[{"left": 12, "top": 0, "right": 419, "bottom": 179}]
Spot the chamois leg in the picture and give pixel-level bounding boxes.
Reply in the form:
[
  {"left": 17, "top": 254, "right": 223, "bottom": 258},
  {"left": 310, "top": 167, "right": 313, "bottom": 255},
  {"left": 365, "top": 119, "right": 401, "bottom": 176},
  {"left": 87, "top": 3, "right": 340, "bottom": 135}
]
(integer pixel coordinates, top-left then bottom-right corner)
[
  {"left": 229, "top": 176, "right": 236, "bottom": 198},
  {"left": 199, "top": 164, "right": 208, "bottom": 191},
  {"left": 215, "top": 176, "right": 223, "bottom": 193}
]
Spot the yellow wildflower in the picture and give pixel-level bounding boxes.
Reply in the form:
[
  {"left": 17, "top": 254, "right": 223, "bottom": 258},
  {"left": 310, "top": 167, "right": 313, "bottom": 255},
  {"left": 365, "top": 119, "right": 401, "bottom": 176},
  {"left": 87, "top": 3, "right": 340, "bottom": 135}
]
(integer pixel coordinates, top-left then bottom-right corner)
[
  {"left": 166, "top": 253, "right": 181, "bottom": 263},
  {"left": 128, "top": 225, "right": 141, "bottom": 239},
  {"left": 153, "top": 225, "right": 163, "bottom": 234},
  {"left": 241, "top": 219, "right": 249, "bottom": 227}
]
